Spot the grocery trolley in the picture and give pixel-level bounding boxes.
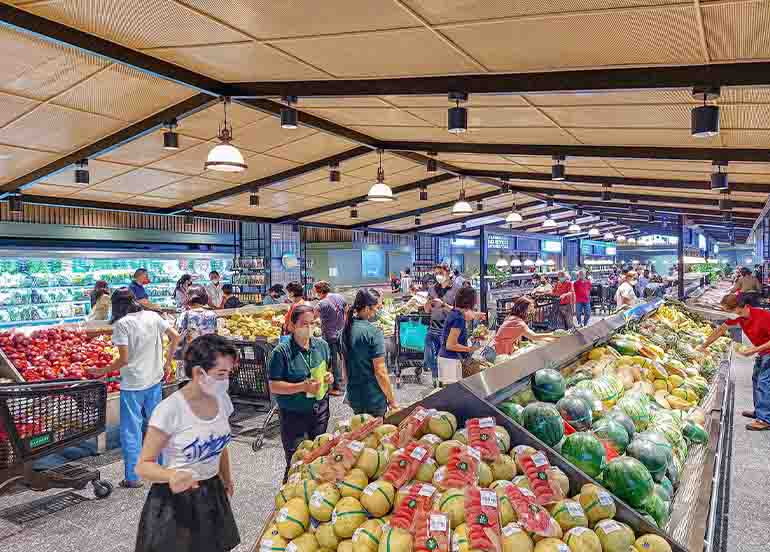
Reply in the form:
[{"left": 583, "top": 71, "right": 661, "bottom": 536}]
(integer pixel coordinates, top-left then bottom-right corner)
[
  {"left": 0, "top": 379, "right": 112, "bottom": 499},
  {"left": 495, "top": 295, "right": 560, "bottom": 332},
  {"left": 228, "top": 339, "right": 280, "bottom": 452},
  {"left": 393, "top": 314, "right": 430, "bottom": 388}
]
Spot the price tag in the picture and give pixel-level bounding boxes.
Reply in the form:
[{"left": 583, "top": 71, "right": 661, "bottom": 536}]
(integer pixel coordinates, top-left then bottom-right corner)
[
  {"left": 261, "top": 540, "right": 274, "bottom": 549},
  {"left": 382, "top": 524, "right": 390, "bottom": 534},
  {"left": 468, "top": 447, "right": 481, "bottom": 461},
  {"left": 512, "top": 445, "right": 529, "bottom": 456},
  {"left": 411, "top": 446, "right": 428, "bottom": 461},
  {"left": 310, "top": 492, "right": 324, "bottom": 508},
  {"left": 363, "top": 484, "right": 376, "bottom": 496},
  {"left": 531, "top": 452, "right": 548, "bottom": 467},
  {"left": 502, "top": 524, "right": 522, "bottom": 537},
  {"left": 419, "top": 484, "right": 436, "bottom": 497},
  {"left": 480, "top": 490, "right": 497, "bottom": 508},
  {"left": 557, "top": 545, "right": 570, "bottom": 552},
  {"left": 598, "top": 492, "right": 614, "bottom": 506},
  {"left": 414, "top": 409, "right": 428, "bottom": 421},
  {"left": 566, "top": 502, "right": 584, "bottom": 517},
  {"left": 520, "top": 488, "right": 535, "bottom": 498},
  {"left": 286, "top": 543, "right": 298, "bottom": 552},
  {"left": 426, "top": 457, "right": 436, "bottom": 466},
  {"left": 434, "top": 468, "right": 444, "bottom": 482},
  {"left": 568, "top": 527, "right": 588, "bottom": 536},
  {"left": 277, "top": 508, "right": 288, "bottom": 522},
  {"left": 349, "top": 441, "right": 364, "bottom": 453},
  {"left": 422, "top": 434, "right": 442, "bottom": 445},
  {"left": 479, "top": 417, "right": 496, "bottom": 428},
  {"left": 600, "top": 520, "right": 622, "bottom": 533},
  {"left": 430, "top": 514, "right": 448, "bottom": 532},
  {"left": 331, "top": 512, "right": 338, "bottom": 524}
]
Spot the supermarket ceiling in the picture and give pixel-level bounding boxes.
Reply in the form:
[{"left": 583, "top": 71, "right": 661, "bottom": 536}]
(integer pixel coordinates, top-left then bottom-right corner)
[{"left": 0, "top": 1, "right": 767, "bottom": 241}]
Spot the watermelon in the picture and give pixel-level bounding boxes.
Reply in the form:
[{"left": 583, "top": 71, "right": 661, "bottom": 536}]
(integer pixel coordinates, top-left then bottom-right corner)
[
  {"left": 557, "top": 396, "right": 593, "bottom": 431},
  {"left": 592, "top": 418, "right": 630, "bottom": 454},
  {"left": 566, "top": 387, "right": 595, "bottom": 411},
  {"left": 682, "top": 421, "right": 708, "bottom": 444},
  {"left": 635, "top": 432, "right": 674, "bottom": 469},
  {"left": 561, "top": 432, "right": 606, "bottom": 478},
  {"left": 666, "top": 461, "right": 680, "bottom": 488},
  {"left": 606, "top": 409, "right": 635, "bottom": 440},
  {"left": 626, "top": 439, "right": 669, "bottom": 482},
  {"left": 565, "top": 370, "right": 593, "bottom": 388},
  {"left": 591, "top": 375, "right": 624, "bottom": 406},
  {"left": 602, "top": 457, "right": 654, "bottom": 508},
  {"left": 522, "top": 402, "right": 565, "bottom": 447},
  {"left": 499, "top": 401, "right": 524, "bottom": 424},
  {"left": 510, "top": 387, "right": 537, "bottom": 407},
  {"left": 653, "top": 483, "right": 672, "bottom": 505},
  {"left": 616, "top": 392, "right": 651, "bottom": 431},
  {"left": 532, "top": 369, "right": 566, "bottom": 403},
  {"left": 659, "top": 476, "right": 674, "bottom": 497},
  {"left": 639, "top": 493, "right": 670, "bottom": 529}
]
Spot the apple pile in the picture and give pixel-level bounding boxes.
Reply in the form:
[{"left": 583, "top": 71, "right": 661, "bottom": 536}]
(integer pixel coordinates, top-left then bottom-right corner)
[{"left": 0, "top": 328, "right": 121, "bottom": 392}]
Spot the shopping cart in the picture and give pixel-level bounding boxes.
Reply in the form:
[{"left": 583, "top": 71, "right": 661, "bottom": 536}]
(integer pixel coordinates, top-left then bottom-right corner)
[
  {"left": 228, "top": 339, "right": 280, "bottom": 452},
  {"left": 393, "top": 314, "right": 430, "bottom": 388},
  {"left": 0, "top": 379, "right": 112, "bottom": 499}
]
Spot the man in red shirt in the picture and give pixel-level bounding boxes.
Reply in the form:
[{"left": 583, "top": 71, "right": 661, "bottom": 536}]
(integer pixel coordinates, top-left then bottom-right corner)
[
  {"left": 700, "top": 293, "right": 770, "bottom": 430},
  {"left": 551, "top": 271, "right": 575, "bottom": 330},
  {"left": 573, "top": 270, "right": 593, "bottom": 327}
]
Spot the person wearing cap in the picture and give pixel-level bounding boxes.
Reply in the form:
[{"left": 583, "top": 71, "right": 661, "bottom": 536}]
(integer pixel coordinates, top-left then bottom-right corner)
[
  {"left": 615, "top": 271, "right": 638, "bottom": 309},
  {"left": 700, "top": 293, "right": 770, "bottom": 430},
  {"left": 551, "top": 271, "right": 575, "bottom": 330},
  {"left": 730, "top": 267, "right": 761, "bottom": 307}
]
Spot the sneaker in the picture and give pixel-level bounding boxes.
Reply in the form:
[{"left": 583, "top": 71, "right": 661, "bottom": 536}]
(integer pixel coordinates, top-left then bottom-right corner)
[{"left": 119, "top": 479, "right": 144, "bottom": 489}]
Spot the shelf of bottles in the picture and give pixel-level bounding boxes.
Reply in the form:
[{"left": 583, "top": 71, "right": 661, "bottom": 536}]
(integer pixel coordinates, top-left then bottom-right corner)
[
  {"left": 231, "top": 256, "right": 265, "bottom": 304},
  {"left": 0, "top": 255, "right": 231, "bottom": 328}
]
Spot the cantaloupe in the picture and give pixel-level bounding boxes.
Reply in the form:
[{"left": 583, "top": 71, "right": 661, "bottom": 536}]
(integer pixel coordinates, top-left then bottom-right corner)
[
  {"left": 563, "top": 527, "right": 601, "bottom": 552},
  {"left": 361, "top": 480, "right": 396, "bottom": 517},
  {"left": 339, "top": 468, "right": 369, "bottom": 498},
  {"left": 335, "top": 420, "right": 352, "bottom": 434},
  {"left": 549, "top": 499, "right": 588, "bottom": 532},
  {"left": 533, "top": 538, "right": 570, "bottom": 552},
  {"left": 276, "top": 482, "right": 297, "bottom": 509},
  {"left": 428, "top": 412, "right": 457, "bottom": 440},
  {"left": 512, "top": 445, "right": 537, "bottom": 471},
  {"left": 432, "top": 465, "right": 447, "bottom": 488},
  {"left": 491, "top": 455, "right": 516, "bottom": 481},
  {"left": 378, "top": 527, "right": 412, "bottom": 552},
  {"left": 309, "top": 483, "right": 340, "bottom": 522},
  {"left": 498, "top": 493, "right": 517, "bottom": 526},
  {"left": 547, "top": 467, "right": 570, "bottom": 497},
  {"left": 501, "top": 523, "right": 534, "bottom": 552},
  {"left": 438, "top": 488, "right": 465, "bottom": 528},
  {"left": 350, "top": 414, "right": 373, "bottom": 431},
  {"left": 452, "top": 524, "right": 469, "bottom": 552},
  {"left": 634, "top": 534, "right": 672, "bottom": 552},
  {"left": 478, "top": 462, "right": 493, "bottom": 487},
  {"left": 332, "top": 497, "right": 368, "bottom": 538},
  {"left": 338, "top": 540, "right": 354, "bottom": 552},
  {"left": 288, "top": 532, "right": 318, "bottom": 552},
  {"left": 452, "top": 428, "right": 468, "bottom": 444},
  {"left": 316, "top": 523, "right": 340, "bottom": 550},
  {"left": 532, "top": 519, "right": 563, "bottom": 543},
  {"left": 297, "top": 479, "right": 318, "bottom": 505},
  {"left": 299, "top": 439, "right": 315, "bottom": 452},
  {"left": 435, "top": 440, "right": 462, "bottom": 465},
  {"left": 578, "top": 484, "right": 616, "bottom": 526},
  {"left": 495, "top": 426, "right": 512, "bottom": 453},
  {"left": 594, "top": 520, "right": 635, "bottom": 552},
  {"left": 261, "top": 525, "right": 288, "bottom": 552},
  {"left": 277, "top": 498, "right": 310, "bottom": 539},
  {"left": 374, "top": 424, "right": 398, "bottom": 440},
  {"left": 352, "top": 519, "right": 385, "bottom": 552},
  {"left": 415, "top": 457, "right": 437, "bottom": 482},
  {"left": 356, "top": 448, "right": 388, "bottom": 479}
]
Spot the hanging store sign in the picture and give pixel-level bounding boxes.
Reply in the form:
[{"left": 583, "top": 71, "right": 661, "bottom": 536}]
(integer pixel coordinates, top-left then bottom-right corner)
[
  {"left": 541, "top": 240, "right": 562, "bottom": 253},
  {"left": 487, "top": 234, "right": 513, "bottom": 250}
]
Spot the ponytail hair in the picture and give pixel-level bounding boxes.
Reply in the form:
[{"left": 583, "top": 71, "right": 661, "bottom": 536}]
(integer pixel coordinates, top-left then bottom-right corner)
[{"left": 342, "top": 289, "right": 379, "bottom": 351}]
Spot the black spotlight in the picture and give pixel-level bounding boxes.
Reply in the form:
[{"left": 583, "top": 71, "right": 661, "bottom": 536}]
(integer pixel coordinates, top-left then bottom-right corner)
[
  {"left": 8, "top": 194, "right": 22, "bottom": 215},
  {"left": 711, "top": 161, "right": 728, "bottom": 190},
  {"left": 648, "top": 212, "right": 654, "bottom": 223},
  {"left": 477, "top": 200, "right": 483, "bottom": 212},
  {"left": 601, "top": 184, "right": 612, "bottom": 201},
  {"left": 363, "top": 229, "right": 369, "bottom": 238},
  {"left": 329, "top": 161, "right": 340, "bottom": 183},
  {"left": 250, "top": 191, "right": 259, "bottom": 207},
  {"left": 551, "top": 155, "right": 565, "bottom": 181},
  {"left": 546, "top": 193, "right": 554, "bottom": 207},
  {"left": 350, "top": 205, "right": 358, "bottom": 219},
  {"left": 415, "top": 215, "right": 421, "bottom": 225},
  {"left": 448, "top": 92, "right": 468, "bottom": 134},
  {"left": 413, "top": 233, "right": 418, "bottom": 242},
  {"left": 74, "top": 159, "right": 89, "bottom": 184},
  {"left": 419, "top": 185, "right": 428, "bottom": 201},
  {"left": 162, "top": 120, "right": 179, "bottom": 150},
  {"left": 183, "top": 211, "right": 194, "bottom": 228},
  {"left": 719, "top": 190, "right": 731, "bottom": 211},
  {"left": 691, "top": 86, "right": 720, "bottom": 138},
  {"left": 461, "top": 223, "right": 467, "bottom": 231},
  {"left": 724, "top": 211, "right": 732, "bottom": 222},
  {"left": 500, "top": 176, "right": 510, "bottom": 193},
  {"left": 426, "top": 152, "right": 437, "bottom": 172},
  {"left": 576, "top": 207, "right": 584, "bottom": 217},
  {"left": 280, "top": 96, "right": 298, "bottom": 129}
]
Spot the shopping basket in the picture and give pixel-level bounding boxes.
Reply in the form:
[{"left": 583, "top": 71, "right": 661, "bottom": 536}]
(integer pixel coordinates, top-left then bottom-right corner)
[
  {"left": 228, "top": 339, "right": 280, "bottom": 452},
  {"left": 394, "top": 314, "right": 430, "bottom": 387},
  {"left": 0, "top": 380, "right": 112, "bottom": 499}
]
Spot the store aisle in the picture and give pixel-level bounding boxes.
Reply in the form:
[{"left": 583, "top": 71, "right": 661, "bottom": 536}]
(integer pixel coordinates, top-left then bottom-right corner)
[{"left": 727, "top": 353, "right": 770, "bottom": 552}]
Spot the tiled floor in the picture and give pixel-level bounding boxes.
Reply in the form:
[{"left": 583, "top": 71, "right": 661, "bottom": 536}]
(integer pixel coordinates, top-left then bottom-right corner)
[{"left": 0, "top": 378, "right": 434, "bottom": 552}]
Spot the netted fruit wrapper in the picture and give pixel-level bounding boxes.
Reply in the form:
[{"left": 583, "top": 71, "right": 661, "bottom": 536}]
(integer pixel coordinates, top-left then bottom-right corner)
[
  {"left": 466, "top": 417, "right": 500, "bottom": 461},
  {"left": 384, "top": 407, "right": 434, "bottom": 449},
  {"left": 382, "top": 442, "right": 433, "bottom": 488},
  {"left": 518, "top": 451, "right": 565, "bottom": 505},
  {"left": 465, "top": 487, "right": 501, "bottom": 552}
]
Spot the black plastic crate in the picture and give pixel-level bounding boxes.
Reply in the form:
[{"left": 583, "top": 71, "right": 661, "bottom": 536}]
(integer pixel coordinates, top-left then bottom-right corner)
[
  {"left": 229, "top": 340, "right": 273, "bottom": 402},
  {"left": 0, "top": 380, "right": 107, "bottom": 469}
]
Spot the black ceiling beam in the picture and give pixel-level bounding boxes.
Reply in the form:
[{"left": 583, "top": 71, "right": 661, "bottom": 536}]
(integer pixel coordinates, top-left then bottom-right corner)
[
  {"left": 461, "top": 170, "right": 770, "bottom": 195},
  {"left": 0, "top": 94, "right": 217, "bottom": 195},
  {"left": 509, "top": 210, "right": 583, "bottom": 232},
  {"left": 550, "top": 198, "right": 755, "bottom": 221},
  {"left": 169, "top": 145, "right": 372, "bottom": 211},
  {"left": 229, "top": 61, "right": 770, "bottom": 98},
  {"left": 385, "top": 142, "right": 770, "bottom": 163},
  {"left": 412, "top": 206, "right": 572, "bottom": 234},
  {"left": 0, "top": 3, "right": 228, "bottom": 96},
  {"left": 277, "top": 173, "right": 456, "bottom": 222}
]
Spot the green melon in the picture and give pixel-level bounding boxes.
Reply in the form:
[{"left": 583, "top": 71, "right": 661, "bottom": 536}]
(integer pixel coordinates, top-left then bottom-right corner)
[
  {"left": 592, "top": 418, "right": 630, "bottom": 454},
  {"left": 499, "top": 401, "right": 525, "bottom": 425},
  {"left": 639, "top": 492, "right": 670, "bottom": 529},
  {"left": 591, "top": 375, "right": 624, "bottom": 407},
  {"left": 605, "top": 409, "right": 636, "bottom": 440},
  {"left": 522, "top": 402, "right": 565, "bottom": 447},
  {"left": 602, "top": 457, "right": 654, "bottom": 508},
  {"left": 682, "top": 421, "right": 708, "bottom": 444},
  {"left": 557, "top": 396, "right": 593, "bottom": 431},
  {"left": 653, "top": 483, "right": 672, "bottom": 505},
  {"left": 616, "top": 393, "right": 652, "bottom": 432},
  {"left": 659, "top": 476, "right": 674, "bottom": 497},
  {"left": 626, "top": 439, "right": 669, "bottom": 482},
  {"left": 561, "top": 432, "right": 606, "bottom": 478},
  {"left": 532, "top": 369, "right": 567, "bottom": 403},
  {"left": 566, "top": 387, "right": 596, "bottom": 413}
]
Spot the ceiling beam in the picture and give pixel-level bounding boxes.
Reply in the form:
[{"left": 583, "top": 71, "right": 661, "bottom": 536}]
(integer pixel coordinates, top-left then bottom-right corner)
[
  {"left": 550, "top": 198, "right": 755, "bottom": 222},
  {"left": 229, "top": 61, "right": 770, "bottom": 98},
  {"left": 413, "top": 206, "right": 573, "bottom": 234},
  {"left": 168, "top": 145, "right": 373, "bottom": 211},
  {"left": 0, "top": 3, "right": 227, "bottom": 96},
  {"left": 386, "top": 142, "right": 770, "bottom": 163},
  {"left": 1, "top": 94, "right": 218, "bottom": 195}
]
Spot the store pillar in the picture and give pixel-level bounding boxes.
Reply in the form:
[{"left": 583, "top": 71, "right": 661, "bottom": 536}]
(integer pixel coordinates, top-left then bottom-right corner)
[
  {"left": 677, "top": 215, "right": 685, "bottom": 300},
  {"left": 479, "top": 225, "right": 488, "bottom": 317}
]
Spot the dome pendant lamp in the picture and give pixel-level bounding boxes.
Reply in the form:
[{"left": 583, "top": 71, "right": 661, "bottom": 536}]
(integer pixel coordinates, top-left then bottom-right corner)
[
  {"left": 451, "top": 176, "right": 472, "bottom": 215},
  {"left": 205, "top": 98, "right": 247, "bottom": 172},
  {"left": 367, "top": 149, "right": 394, "bottom": 202},
  {"left": 506, "top": 198, "right": 523, "bottom": 224}
]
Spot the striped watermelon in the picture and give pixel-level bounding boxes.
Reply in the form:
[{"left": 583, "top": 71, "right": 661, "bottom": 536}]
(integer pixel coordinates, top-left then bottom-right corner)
[
  {"left": 606, "top": 409, "right": 636, "bottom": 440},
  {"left": 561, "top": 432, "right": 606, "bottom": 477},
  {"left": 616, "top": 392, "right": 652, "bottom": 431},
  {"left": 522, "top": 402, "right": 565, "bottom": 447},
  {"left": 592, "top": 418, "right": 630, "bottom": 454},
  {"left": 626, "top": 438, "right": 669, "bottom": 482},
  {"left": 591, "top": 375, "right": 624, "bottom": 407},
  {"left": 557, "top": 396, "right": 593, "bottom": 431},
  {"left": 532, "top": 369, "right": 566, "bottom": 403},
  {"left": 499, "top": 401, "right": 524, "bottom": 425},
  {"left": 602, "top": 457, "right": 654, "bottom": 508}
]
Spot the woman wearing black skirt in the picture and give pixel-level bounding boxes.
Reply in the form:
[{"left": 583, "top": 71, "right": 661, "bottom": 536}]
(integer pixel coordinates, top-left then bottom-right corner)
[{"left": 134, "top": 334, "right": 240, "bottom": 552}]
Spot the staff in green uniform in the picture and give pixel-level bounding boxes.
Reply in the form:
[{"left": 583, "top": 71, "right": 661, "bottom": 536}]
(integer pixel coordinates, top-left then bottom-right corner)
[
  {"left": 268, "top": 304, "right": 334, "bottom": 481},
  {"left": 342, "top": 289, "right": 399, "bottom": 417}
]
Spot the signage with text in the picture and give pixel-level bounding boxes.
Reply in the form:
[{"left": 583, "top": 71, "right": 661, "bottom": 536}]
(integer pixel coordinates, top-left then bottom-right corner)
[{"left": 541, "top": 240, "right": 562, "bottom": 253}]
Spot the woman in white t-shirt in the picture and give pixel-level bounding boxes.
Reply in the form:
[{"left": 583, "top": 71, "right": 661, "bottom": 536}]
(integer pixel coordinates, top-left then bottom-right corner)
[
  {"left": 134, "top": 334, "right": 240, "bottom": 552},
  {"left": 615, "top": 271, "right": 638, "bottom": 309}
]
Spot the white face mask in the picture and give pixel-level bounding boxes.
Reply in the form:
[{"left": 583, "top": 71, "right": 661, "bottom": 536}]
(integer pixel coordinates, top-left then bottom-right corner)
[
  {"left": 435, "top": 274, "right": 446, "bottom": 284},
  {"left": 294, "top": 326, "right": 311, "bottom": 341},
  {"left": 211, "top": 279, "right": 220, "bottom": 286},
  {"left": 199, "top": 370, "right": 229, "bottom": 396}
]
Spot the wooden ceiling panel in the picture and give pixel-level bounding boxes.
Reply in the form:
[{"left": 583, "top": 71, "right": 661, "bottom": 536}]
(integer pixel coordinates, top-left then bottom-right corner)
[
  {"left": 0, "top": 92, "right": 39, "bottom": 128},
  {"left": 442, "top": 7, "right": 703, "bottom": 72},
  {"left": 318, "top": 181, "right": 375, "bottom": 200},
  {"left": 202, "top": 153, "right": 299, "bottom": 183},
  {"left": 0, "top": 146, "right": 60, "bottom": 186},
  {"left": 382, "top": 94, "right": 531, "bottom": 108},
  {"left": 23, "top": 183, "right": 82, "bottom": 197},
  {"left": 722, "top": 105, "right": 770, "bottom": 130},
  {"left": 275, "top": 29, "right": 479, "bottom": 77},
  {"left": 232, "top": 117, "right": 318, "bottom": 153},
  {"left": 183, "top": 0, "right": 418, "bottom": 39},
  {"left": 505, "top": 155, "right": 609, "bottom": 168},
  {"left": 70, "top": 188, "right": 134, "bottom": 201},
  {"left": 729, "top": 162, "right": 770, "bottom": 175},
  {"left": 178, "top": 102, "right": 268, "bottom": 141},
  {"left": 525, "top": 89, "right": 697, "bottom": 107},
  {"left": 702, "top": 1, "right": 770, "bottom": 62},
  {"left": 570, "top": 128, "right": 722, "bottom": 147},
  {"left": 127, "top": 195, "right": 179, "bottom": 208},
  {"left": 345, "top": 154, "right": 419, "bottom": 180},
  {"left": 464, "top": 127, "right": 580, "bottom": 144},
  {"left": 97, "top": 131, "right": 205, "bottom": 167},
  {"left": 303, "top": 107, "right": 432, "bottom": 127},
  {"left": 92, "top": 167, "right": 186, "bottom": 194},
  {"left": 263, "top": 133, "right": 355, "bottom": 163},
  {"left": 148, "top": 141, "right": 225, "bottom": 176},
  {"left": 605, "top": 159, "right": 712, "bottom": 172},
  {"left": 407, "top": 106, "right": 557, "bottom": 128},
  {"left": 542, "top": 104, "right": 692, "bottom": 129},
  {"left": 41, "top": 160, "right": 135, "bottom": 188},
  {"left": 348, "top": 126, "right": 463, "bottom": 141},
  {"left": 143, "top": 176, "right": 234, "bottom": 199},
  {"left": 722, "top": 130, "right": 770, "bottom": 148}
]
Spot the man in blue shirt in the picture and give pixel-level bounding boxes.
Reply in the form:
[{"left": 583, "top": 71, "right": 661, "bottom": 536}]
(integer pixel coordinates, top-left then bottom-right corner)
[{"left": 129, "top": 268, "right": 164, "bottom": 312}]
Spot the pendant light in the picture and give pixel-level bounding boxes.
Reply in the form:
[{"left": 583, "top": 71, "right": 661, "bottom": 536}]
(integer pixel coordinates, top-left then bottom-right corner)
[
  {"left": 350, "top": 204, "right": 358, "bottom": 219},
  {"left": 162, "top": 120, "right": 179, "bottom": 150},
  {"left": 568, "top": 218, "right": 581, "bottom": 233},
  {"left": 74, "top": 159, "right": 89, "bottom": 184},
  {"left": 426, "top": 152, "right": 438, "bottom": 172},
  {"left": 523, "top": 259, "right": 535, "bottom": 267},
  {"left": 543, "top": 215, "right": 557, "bottom": 228},
  {"left": 280, "top": 96, "right": 298, "bottom": 129},
  {"left": 452, "top": 176, "right": 472, "bottom": 215},
  {"left": 691, "top": 86, "right": 720, "bottom": 138},
  {"left": 711, "top": 161, "right": 728, "bottom": 190},
  {"left": 419, "top": 185, "right": 428, "bottom": 201},
  {"left": 601, "top": 184, "right": 612, "bottom": 201},
  {"left": 460, "top": 223, "right": 467, "bottom": 231},
  {"left": 551, "top": 155, "right": 565, "bottom": 181},
  {"left": 367, "top": 149, "right": 394, "bottom": 202},
  {"left": 546, "top": 259, "right": 556, "bottom": 266},
  {"left": 506, "top": 198, "right": 522, "bottom": 223},
  {"left": 205, "top": 98, "right": 247, "bottom": 172},
  {"left": 249, "top": 189, "right": 259, "bottom": 207},
  {"left": 617, "top": 235, "right": 627, "bottom": 242},
  {"left": 535, "top": 258, "right": 545, "bottom": 267},
  {"left": 627, "top": 237, "right": 636, "bottom": 244},
  {"left": 447, "top": 92, "right": 468, "bottom": 134},
  {"left": 588, "top": 226, "right": 600, "bottom": 237},
  {"left": 329, "top": 161, "right": 340, "bottom": 183},
  {"left": 495, "top": 258, "right": 509, "bottom": 268},
  {"left": 604, "top": 231, "right": 615, "bottom": 240},
  {"left": 511, "top": 258, "right": 522, "bottom": 267},
  {"left": 8, "top": 194, "right": 23, "bottom": 216},
  {"left": 476, "top": 200, "right": 483, "bottom": 212}
]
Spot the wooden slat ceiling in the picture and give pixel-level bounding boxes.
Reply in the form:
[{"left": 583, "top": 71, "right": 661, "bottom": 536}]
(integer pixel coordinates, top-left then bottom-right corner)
[{"left": 1, "top": 0, "right": 769, "bottom": 238}]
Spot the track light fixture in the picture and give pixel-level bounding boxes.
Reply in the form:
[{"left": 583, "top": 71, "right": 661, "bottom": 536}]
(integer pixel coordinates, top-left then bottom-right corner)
[
  {"left": 551, "top": 155, "right": 566, "bottom": 181},
  {"left": 350, "top": 205, "right": 358, "bottom": 219},
  {"left": 461, "top": 223, "right": 467, "bottom": 231},
  {"left": 691, "top": 86, "right": 720, "bottom": 138},
  {"left": 8, "top": 193, "right": 22, "bottom": 216},
  {"left": 329, "top": 161, "right": 340, "bottom": 183},
  {"left": 415, "top": 215, "right": 421, "bottom": 226},
  {"left": 183, "top": 211, "right": 194, "bottom": 228},
  {"left": 419, "top": 185, "right": 428, "bottom": 201},
  {"left": 601, "top": 184, "right": 612, "bottom": 201},
  {"left": 447, "top": 92, "right": 468, "bottom": 134},
  {"left": 477, "top": 200, "right": 483, "bottom": 212},
  {"left": 206, "top": 98, "right": 247, "bottom": 172},
  {"left": 162, "top": 120, "right": 179, "bottom": 150},
  {"left": 426, "top": 152, "right": 438, "bottom": 172},
  {"left": 500, "top": 176, "right": 510, "bottom": 194},
  {"left": 280, "top": 96, "right": 298, "bottom": 129},
  {"left": 249, "top": 190, "right": 259, "bottom": 207},
  {"left": 452, "top": 177, "right": 472, "bottom": 215},
  {"left": 367, "top": 149, "right": 393, "bottom": 202},
  {"left": 546, "top": 193, "right": 554, "bottom": 208},
  {"left": 74, "top": 159, "right": 89, "bottom": 184},
  {"left": 718, "top": 189, "right": 731, "bottom": 211},
  {"left": 648, "top": 212, "right": 654, "bottom": 223},
  {"left": 711, "top": 161, "right": 728, "bottom": 190}
]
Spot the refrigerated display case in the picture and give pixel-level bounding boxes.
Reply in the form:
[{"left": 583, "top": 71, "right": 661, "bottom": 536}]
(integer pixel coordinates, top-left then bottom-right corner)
[{"left": 0, "top": 250, "right": 232, "bottom": 328}]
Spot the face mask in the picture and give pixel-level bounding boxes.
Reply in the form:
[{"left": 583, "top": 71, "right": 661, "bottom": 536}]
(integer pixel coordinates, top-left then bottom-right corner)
[
  {"left": 631, "top": 280, "right": 638, "bottom": 286},
  {"left": 199, "top": 370, "right": 229, "bottom": 396},
  {"left": 558, "top": 277, "right": 566, "bottom": 282},
  {"left": 211, "top": 279, "right": 220, "bottom": 286},
  {"left": 294, "top": 326, "right": 311, "bottom": 341},
  {"left": 435, "top": 275, "right": 446, "bottom": 284}
]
